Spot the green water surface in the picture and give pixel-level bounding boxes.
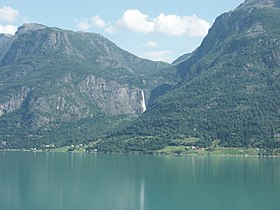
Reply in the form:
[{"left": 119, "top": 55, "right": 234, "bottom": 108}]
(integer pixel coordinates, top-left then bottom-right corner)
[{"left": 0, "top": 152, "right": 279, "bottom": 210}]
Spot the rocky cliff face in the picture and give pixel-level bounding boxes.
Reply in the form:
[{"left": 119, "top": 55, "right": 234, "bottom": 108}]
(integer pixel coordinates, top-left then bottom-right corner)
[
  {"left": 0, "top": 86, "right": 30, "bottom": 117},
  {"left": 0, "top": 73, "right": 146, "bottom": 131},
  {"left": 78, "top": 75, "right": 146, "bottom": 116}
]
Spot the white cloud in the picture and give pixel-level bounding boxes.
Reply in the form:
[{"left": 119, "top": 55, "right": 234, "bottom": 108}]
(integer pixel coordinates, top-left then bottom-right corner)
[
  {"left": 77, "top": 10, "right": 210, "bottom": 37},
  {"left": 92, "top": 15, "right": 106, "bottom": 28},
  {"left": 0, "top": 24, "right": 17, "bottom": 35},
  {"left": 154, "top": 14, "right": 188, "bottom": 36},
  {"left": 142, "top": 50, "right": 174, "bottom": 63},
  {"left": 0, "top": 6, "right": 19, "bottom": 22},
  {"left": 117, "top": 9, "right": 154, "bottom": 33},
  {"left": 154, "top": 14, "right": 211, "bottom": 36},
  {"left": 77, "top": 20, "right": 91, "bottom": 30},
  {"left": 145, "top": 41, "right": 158, "bottom": 48},
  {"left": 115, "top": 10, "right": 210, "bottom": 37},
  {"left": 77, "top": 16, "right": 107, "bottom": 31}
]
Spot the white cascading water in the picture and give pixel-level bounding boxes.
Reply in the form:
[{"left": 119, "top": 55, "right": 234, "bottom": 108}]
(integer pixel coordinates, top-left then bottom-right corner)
[{"left": 140, "top": 89, "right": 147, "bottom": 113}]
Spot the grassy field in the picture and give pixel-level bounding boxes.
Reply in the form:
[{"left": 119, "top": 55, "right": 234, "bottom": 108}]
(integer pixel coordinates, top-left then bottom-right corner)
[
  {"left": 49, "top": 139, "right": 280, "bottom": 157},
  {"left": 50, "top": 141, "right": 100, "bottom": 153}
]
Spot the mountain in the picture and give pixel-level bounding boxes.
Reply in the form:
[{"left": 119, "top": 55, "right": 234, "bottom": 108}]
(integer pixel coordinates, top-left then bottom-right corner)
[
  {"left": 0, "top": 23, "right": 176, "bottom": 148},
  {"left": 97, "top": 0, "right": 280, "bottom": 152},
  {"left": 172, "top": 52, "right": 193, "bottom": 65}
]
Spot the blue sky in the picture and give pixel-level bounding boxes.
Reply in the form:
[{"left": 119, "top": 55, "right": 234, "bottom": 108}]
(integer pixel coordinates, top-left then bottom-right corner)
[{"left": 0, "top": 0, "right": 244, "bottom": 63}]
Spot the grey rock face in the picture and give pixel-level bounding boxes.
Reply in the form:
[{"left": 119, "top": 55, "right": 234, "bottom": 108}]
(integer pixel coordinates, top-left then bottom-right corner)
[
  {"left": 0, "top": 87, "right": 30, "bottom": 117},
  {"left": 78, "top": 75, "right": 145, "bottom": 116},
  {"left": 29, "top": 91, "right": 94, "bottom": 129},
  {"left": 0, "top": 72, "right": 146, "bottom": 129}
]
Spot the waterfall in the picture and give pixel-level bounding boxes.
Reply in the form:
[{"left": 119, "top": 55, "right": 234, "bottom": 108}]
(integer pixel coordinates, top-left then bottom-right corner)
[{"left": 140, "top": 89, "right": 146, "bottom": 113}]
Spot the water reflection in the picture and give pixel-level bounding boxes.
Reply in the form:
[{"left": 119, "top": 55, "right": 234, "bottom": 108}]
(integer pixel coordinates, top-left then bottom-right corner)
[{"left": 140, "top": 179, "right": 145, "bottom": 210}]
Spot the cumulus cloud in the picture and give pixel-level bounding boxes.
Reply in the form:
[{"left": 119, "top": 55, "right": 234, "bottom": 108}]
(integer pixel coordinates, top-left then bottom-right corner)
[
  {"left": 77, "top": 15, "right": 107, "bottom": 31},
  {"left": 115, "top": 10, "right": 210, "bottom": 37},
  {"left": 154, "top": 14, "right": 188, "bottom": 36},
  {"left": 117, "top": 9, "right": 155, "bottom": 33},
  {"left": 77, "top": 9, "right": 210, "bottom": 37},
  {"left": 0, "top": 24, "right": 17, "bottom": 35},
  {"left": 142, "top": 50, "right": 174, "bottom": 63},
  {"left": 0, "top": 6, "right": 19, "bottom": 22},
  {"left": 154, "top": 14, "right": 210, "bottom": 36},
  {"left": 92, "top": 15, "right": 106, "bottom": 28},
  {"left": 145, "top": 41, "right": 158, "bottom": 48}
]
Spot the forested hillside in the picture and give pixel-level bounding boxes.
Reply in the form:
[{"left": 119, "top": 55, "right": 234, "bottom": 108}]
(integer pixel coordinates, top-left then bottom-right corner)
[{"left": 97, "top": 0, "right": 280, "bottom": 152}]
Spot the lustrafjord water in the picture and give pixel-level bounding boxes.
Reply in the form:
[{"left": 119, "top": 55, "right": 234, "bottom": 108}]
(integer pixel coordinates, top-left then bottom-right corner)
[{"left": 0, "top": 152, "right": 279, "bottom": 210}]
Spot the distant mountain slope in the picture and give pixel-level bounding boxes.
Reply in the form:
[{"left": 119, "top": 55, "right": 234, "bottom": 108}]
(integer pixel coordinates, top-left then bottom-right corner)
[
  {"left": 172, "top": 52, "right": 193, "bottom": 65},
  {"left": 0, "top": 23, "right": 176, "bottom": 148},
  {"left": 98, "top": 0, "right": 280, "bottom": 152}
]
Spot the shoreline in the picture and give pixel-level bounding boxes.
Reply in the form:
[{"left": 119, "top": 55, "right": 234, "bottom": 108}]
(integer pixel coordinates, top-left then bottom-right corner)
[{"left": 1, "top": 148, "right": 279, "bottom": 158}]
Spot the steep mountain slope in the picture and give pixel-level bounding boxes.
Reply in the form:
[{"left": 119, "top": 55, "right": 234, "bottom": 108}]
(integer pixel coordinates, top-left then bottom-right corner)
[
  {"left": 98, "top": 0, "right": 280, "bottom": 152},
  {"left": 0, "top": 34, "right": 13, "bottom": 61},
  {"left": 0, "top": 23, "right": 176, "bottom": 148}
]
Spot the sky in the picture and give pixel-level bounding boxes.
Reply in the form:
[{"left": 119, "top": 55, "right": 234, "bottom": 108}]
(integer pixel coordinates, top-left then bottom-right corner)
[{"left": 0, "top": 0, "right": 244, "bottom": 63}]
